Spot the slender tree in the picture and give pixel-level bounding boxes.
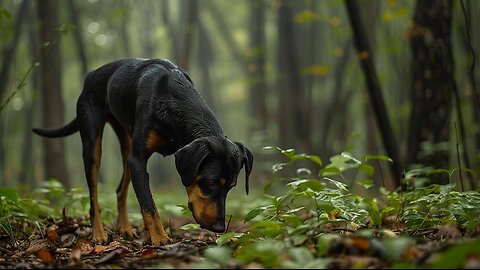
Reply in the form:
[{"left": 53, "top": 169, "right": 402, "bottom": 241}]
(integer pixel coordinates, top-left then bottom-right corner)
[
  {"left": 37, "top": 0, "right": 70, "bottom": 187},
  {"left": 277, "top": 0, "right": 305, "bottom": 150},
  {"left": 345, "top": 0, "right": 403, "bottom": 188},
  {"left": 66, "top": 0, "right": 88, "bottom": 76},
  {"left": 407, "top": 0, "right": 455, "bottom": 185},
  {"left": 248, "top": 0, "right": 268, "bottom": 134},
  {"left": 0, "top": 0, "right": 29, "bottom": 184}
]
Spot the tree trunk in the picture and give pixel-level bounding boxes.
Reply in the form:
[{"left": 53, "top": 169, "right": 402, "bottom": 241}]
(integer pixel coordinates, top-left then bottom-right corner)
[
  {"left": 179, "top": 0, "right": 198, "bottom": 70},
  {"left": 140, "top": 0, "right": 155, "bottom": 58},
  {"left": 66, "top": 0, "right": 88, "bottom": 75},
  {"left": 248, "top": 0, "right": 268, "bottom": 134},
  {"left": 38, "top": 0, "right": 70, "bottom": 187},
  {"left": 344, "top": 0, "right": 403, "bottom": 188},
  {"left": 407, "top": 0, "right": 454, "bottom": 185},
  {"left": 0, "top": 0, "right": 29, "bottom": 185},
  {"left": 277, "top": 0, "right": 300, "bottom": 148},
  {"left": 198, "top": 14, "right": 216, "bottom": 112}
]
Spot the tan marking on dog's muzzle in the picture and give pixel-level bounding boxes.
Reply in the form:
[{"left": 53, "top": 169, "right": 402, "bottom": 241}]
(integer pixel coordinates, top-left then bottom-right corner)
[{"left": 186, "top": 183, "right": 217, "bottom": 228}]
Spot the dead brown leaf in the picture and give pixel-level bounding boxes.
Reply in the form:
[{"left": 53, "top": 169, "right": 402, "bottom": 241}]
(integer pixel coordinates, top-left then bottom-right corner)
[
  {"left": 36, "top": 248, "right": 54, "bottom": 263},
  {"left": 93, "top": 240, "right": 121, "bottom": 254},
  {"left": 26, "top": 239, "right": 49, "bottom": 254},
  {"left": 93, "top": 248, "right": 129, "bottom": 265}
]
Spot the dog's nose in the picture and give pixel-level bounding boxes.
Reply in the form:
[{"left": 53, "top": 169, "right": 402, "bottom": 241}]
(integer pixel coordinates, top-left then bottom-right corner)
[{"left": 210, "top": 221, "right": 225, "bottom": 233}]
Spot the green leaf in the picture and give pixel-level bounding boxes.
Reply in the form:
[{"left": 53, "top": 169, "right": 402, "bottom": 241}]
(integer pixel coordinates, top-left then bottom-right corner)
[
  {"left": 364, "top": 155, "right": 392, "bottom": 163},
  {"left": 244, "top": 208, "right": 264, "bottom": 223},
  {"left": 0, "top": 187, "right": 18, "bottom": 203},
  {"left": 357, "top": 178, "right": 374, "bottom": 189},
  {"left": 272, "top": 163, "right": 287, "bottom": 173},
  {"left": 216, "top": 232, "right": 245, "bottom": 246},
  {"left": 359, "top": 163, "right": 374, "bottom": 177},
  {"left": 203, "top": 246, "right": 232, "bottom": 264},
  {"left": 324, "top": 177, "right": 348, "bottom": 192},
  {"left": 180, "top": 223, "right": 200, "bottom": 230},
  {"left": 0, "top": 7, "right": 12, "bottom": 20},
  {"left": 306, "top": 155, "right": 323, "bottom": 166},
  {"left": 317, "top": 234, "right": 340, "bottom": 256},
  {"left": 430, "top": 240, "right": 480, "bottom": 268},
  {"left": 288, "top": 247, "right": 314, "bottom": 262},
  {"left": 319, "top": 166, "right": 341, "bottom": 176}
]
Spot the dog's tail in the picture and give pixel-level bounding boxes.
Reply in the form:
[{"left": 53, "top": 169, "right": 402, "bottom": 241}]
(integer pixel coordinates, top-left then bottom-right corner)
[{"left": 32, "top": 118, "right": 79, "bottom": 138}]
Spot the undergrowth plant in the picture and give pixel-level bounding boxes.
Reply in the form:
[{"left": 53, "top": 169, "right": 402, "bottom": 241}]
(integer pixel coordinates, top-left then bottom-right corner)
[
  {"left": 201, "top": 147, "right": 480, "bottom": 268},
  {"left": 0, "top": 178, "right": 88, "bottom": 241}
]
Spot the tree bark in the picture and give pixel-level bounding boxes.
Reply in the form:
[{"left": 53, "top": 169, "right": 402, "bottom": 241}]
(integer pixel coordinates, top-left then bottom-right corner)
[
  {"left": 38, "top": 0, "right": 70, "bottom": 187},
  {"left": 66, "top": 0, "right": 88, "bottom": 76},
  {"left": 344, "top": 0, "right": 403, "bottom": 188},
  {"left": 198, "top": 14, "right": 216, "bottom": 112},
  {"left": 248, "top": 0, "right": 268, "bottom": 134},
  {"left": 407, "top": 0, "right": 455, "bottom": 185},
  {"left": 278, "top": 0, "right": 303, "bottom": 149},
  {"left": 0, "top": 0, "right": 29, "bottom": 185},
  {"left": 179, "top": 0, "right": 198, "bottom": 70}
]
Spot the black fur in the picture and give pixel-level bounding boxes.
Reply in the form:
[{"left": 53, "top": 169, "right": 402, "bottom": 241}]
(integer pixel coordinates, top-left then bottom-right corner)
[{"left": 33, "top": 58, "right": 253, "bottom": 239}]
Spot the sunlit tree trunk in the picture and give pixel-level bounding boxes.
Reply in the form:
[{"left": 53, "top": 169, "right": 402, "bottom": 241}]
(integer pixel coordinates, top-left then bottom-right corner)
[
  {"left": 407, "top": 0, "right": 454, "bottom": 185},
  {"left": 38, "top": 0, "right": 70, "bottom": 187}
]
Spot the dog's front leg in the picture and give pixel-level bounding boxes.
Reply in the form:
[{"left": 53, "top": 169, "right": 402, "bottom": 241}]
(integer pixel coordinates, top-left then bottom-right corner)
[{"left": 127, "top": 148, "right": 172, "bottom": 246}]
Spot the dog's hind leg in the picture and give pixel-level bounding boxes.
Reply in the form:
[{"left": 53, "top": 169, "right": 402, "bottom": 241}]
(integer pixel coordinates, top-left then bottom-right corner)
[
  {"left": 78, "top": 99, "right": 107, "bottom": 243},
  {"left": 109, "top": 118, "right": 134, "bottom": 239}
]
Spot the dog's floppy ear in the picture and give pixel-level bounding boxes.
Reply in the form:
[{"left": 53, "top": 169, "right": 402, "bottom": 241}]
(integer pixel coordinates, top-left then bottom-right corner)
[
  {"left": 174, "top": 138, "right": 209, "bottom": 187},
  {"left": 235, "top": 142, "right": 254, "bottom": 195}
]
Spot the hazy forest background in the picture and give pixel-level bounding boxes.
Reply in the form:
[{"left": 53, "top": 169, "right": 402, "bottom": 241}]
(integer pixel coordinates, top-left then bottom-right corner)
[{"left": 1, "top": 0, "right": 480, "bottom": 196}]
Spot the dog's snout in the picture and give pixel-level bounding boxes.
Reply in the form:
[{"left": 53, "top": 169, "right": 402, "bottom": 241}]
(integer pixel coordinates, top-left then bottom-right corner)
[{"left": 210, "top": 221, "right": 225, "bottom": 233}]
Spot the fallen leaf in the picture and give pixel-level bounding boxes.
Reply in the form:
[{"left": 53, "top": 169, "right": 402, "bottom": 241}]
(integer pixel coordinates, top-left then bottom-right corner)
[
  {"left": 36, "top": 248, "right": 54, "bottom": 263},
  {"left": 74, "top": 240, "right": 94, "bottom": 255},
  {"left": 93, "top": 241, "right": 121, "bottom": 254},
  {"left": 437, "top": 224, "right": 462, "bottom": 240},
  {"left": 26, "top": 239, "right": 49, "bottom": 254},
  {"left": 47, "top": 230, "right": 59, "bottom": 242},
  {"left": 140, "top": 248, "right": 155, "bottom": 258},
  {"left": 69, "top": 248, "right": 82, "bottom": 263},
  {"left": 93, "top": 248, "right": 129, "bottom": 265},
  {"left": 61, "top": 233, "right": 76, "bottom": 247}
]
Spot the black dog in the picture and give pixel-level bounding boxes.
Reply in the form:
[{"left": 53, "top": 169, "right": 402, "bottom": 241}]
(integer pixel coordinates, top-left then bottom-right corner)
[{"left": 33, "top": 58, "right": 253, "bottom": 245}]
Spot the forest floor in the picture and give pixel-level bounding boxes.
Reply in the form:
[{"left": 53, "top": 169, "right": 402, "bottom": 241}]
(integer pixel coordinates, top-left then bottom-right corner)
[{"left": 1, "top": 212, "right": 480, "bottom": 269}]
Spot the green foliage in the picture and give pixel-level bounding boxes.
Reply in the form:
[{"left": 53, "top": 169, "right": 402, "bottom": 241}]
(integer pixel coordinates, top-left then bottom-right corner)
[
  {"left": 192, "top": 147, "right": 480, "bottom": 268},
  {"left": 0, "top": 179, "right": 88, "bottom": 240}
]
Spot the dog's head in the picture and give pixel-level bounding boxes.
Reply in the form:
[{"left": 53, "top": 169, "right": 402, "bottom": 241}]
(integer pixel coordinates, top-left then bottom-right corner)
[{"left": 174, "top": 136, "right": 253, "bottom": 233}]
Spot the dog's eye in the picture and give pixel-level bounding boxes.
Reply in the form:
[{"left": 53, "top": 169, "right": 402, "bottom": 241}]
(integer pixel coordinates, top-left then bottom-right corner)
[{"left": 205, "top": 178, "right": 216, "bottom": 187}]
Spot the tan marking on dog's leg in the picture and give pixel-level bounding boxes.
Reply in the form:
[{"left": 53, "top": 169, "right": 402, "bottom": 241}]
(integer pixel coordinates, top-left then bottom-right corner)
[
  {"left": 117, "top": 136, "right": 133, "bottom": 238},
  {"left": 142, "top": 209, "right": 172, "bottom": 246},
  {"left": 91, "top": 136, "right": 107, "bottom": 243}
]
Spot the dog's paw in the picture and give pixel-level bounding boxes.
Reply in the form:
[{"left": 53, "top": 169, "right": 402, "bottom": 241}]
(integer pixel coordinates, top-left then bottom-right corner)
[
  {"left": 92, "top": 233, "right": 109, "bottom": 244},
  {"left": 143, "top": 232, "right": 174, "bottom": 246},
  {"left": 119, "top": 226, "right": 136, "bottom": 240},
  {"left": 92, "top": 226, "right": 108, "bottom": 244}
]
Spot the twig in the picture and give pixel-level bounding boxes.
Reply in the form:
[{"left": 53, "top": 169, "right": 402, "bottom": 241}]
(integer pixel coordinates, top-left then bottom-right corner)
[
  {"left": 0, "top": 62, "right": 39, "bottom": 113},
  {"left": 225, "top": 215, "right": 232, "bottom": 233}
]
